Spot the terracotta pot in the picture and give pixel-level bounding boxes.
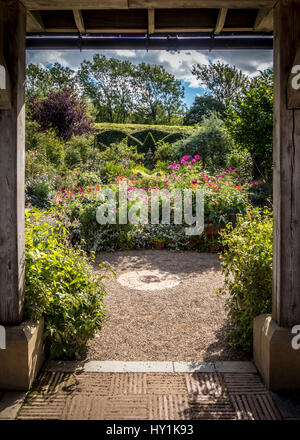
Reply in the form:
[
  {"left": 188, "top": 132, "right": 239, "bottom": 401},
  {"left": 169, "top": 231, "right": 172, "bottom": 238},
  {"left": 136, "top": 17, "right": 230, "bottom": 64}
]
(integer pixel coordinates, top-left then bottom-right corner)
[
  {"left": 204, "top": 221, "right": 222, "bottom": 237},
  {"left": 153, "top": 241, "right": 165, "bottom": 250}
]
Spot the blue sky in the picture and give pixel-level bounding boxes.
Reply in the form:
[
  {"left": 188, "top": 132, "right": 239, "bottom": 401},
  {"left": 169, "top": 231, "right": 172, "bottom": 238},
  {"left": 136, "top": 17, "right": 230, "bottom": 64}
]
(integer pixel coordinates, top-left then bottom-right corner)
[{"left": 26, "top": 49, "right": 273, "bottom": 108}]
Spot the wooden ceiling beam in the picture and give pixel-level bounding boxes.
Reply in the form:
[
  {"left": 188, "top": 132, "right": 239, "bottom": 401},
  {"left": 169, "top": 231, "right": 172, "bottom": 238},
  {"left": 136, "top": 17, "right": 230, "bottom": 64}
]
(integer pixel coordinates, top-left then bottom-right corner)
[
  {"left": 148, "top": 8, "right": 155, "bottom": 34},
  {"left": 26, "top": 10, "right": 45, "bottom": 32},
  {"left": 21, "top": 0, "right": 277, "bottom": 10},
  {"left": 21, "top": 1, "right": 129, "bottom": 10},
  {"left": 254, "top": 7, "right": 273, "bottom": 31},
  {"left": 215, "top": 7, "right": 227, "bottom": 34},
  {"left": 129, "top": 1, "right": 276, "bottom": 8},
  {"left": 73, "top": 9, "right": 85, "bottom": 33}
]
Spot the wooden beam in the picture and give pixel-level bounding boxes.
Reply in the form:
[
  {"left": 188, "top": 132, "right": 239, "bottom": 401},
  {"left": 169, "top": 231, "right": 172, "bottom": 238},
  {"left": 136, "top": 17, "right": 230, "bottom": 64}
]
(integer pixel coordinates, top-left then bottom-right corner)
[
  {"left": 254, "top": 7, "right": 273, "bottom": 31},
  {"left": 215, "top": 7, "right": 227, "bottom": 34},
  {"left": 0, "top": 0, "right": 26, "bottom": 325},
  {"left": 20, "top": 0, "right": 277, "bottom": 9},
  {"left": 273, "top": 0, "right": 300, "bottom": 327},
  {"left": 129, "top": 1, "right": 277, "bottom": 8},
  {"left": 21, "top": 0, "right": 129, "bottom": 9},
  {"left": 148, "top": 8, "right": 155, "bottom": 34},
  {"left": 26, "top": 10, "right": 44, "bottom": 32},
  {"left": 73, "top": 9, "right": 85, "bottom": 33}
]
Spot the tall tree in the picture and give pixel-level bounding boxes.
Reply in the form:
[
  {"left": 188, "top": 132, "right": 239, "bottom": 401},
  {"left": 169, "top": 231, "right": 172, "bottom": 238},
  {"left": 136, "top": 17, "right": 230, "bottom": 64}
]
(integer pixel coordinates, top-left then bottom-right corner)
[
  {"left": 191, "top": 61, "right": 248, "bottom": 106},
  {"left": 184, "top": 94, "right": 226, "bottom": 125},
  {"left": 77, "top": 55, "right": 135, "bottom": 123},
  {"left": 133, "top": 63, "right": 184, "bottom": 124},
  {"left": 226, "top": 69, "right": 273, "bottom": 180},
  {"left": 26, "top": 63, "right": 76, "bottom": 99}
]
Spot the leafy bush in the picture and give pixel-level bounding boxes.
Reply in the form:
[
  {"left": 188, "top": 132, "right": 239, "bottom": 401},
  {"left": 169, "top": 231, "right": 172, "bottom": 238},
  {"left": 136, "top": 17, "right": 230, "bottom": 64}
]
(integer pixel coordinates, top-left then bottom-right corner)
[
  {"left": 65, "top": 135, "right": 95, "bottom": 168},
  {"left": 24, "top": 209, "right": 106, "bottom": 359},
  {"left": 218, "top": 207, "right": 272, "bottom": 353},
  {"left": 172, "top": 114, "right": 234, "bottom": 169},
  {"left": 26, "top": 175, "right": 55, "bottom": 208},
  {"left": 29, "top": 88, "right": 94, "bottom": 141},
  {"left": 155, "top": 141, "right": 176, "bottom": 162},
  {"left": 225, "top": 149, "right": 254, "bottom": 182}
]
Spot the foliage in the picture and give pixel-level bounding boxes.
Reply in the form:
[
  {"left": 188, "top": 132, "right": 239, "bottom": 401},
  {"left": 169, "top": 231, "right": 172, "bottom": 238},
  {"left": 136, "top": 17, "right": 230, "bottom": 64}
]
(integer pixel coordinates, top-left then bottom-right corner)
[
  {"left": 78, "top": 55, "right": 136, "bottom": 123},
  {"left": 95, "top": 122, "right": 195, "bottom": 136},
  {"left": 172, "top": 114, "right": 235, "bottom": 169},
  {"left": 26, "top": 175, "right": 55, "bottom": 208},
  {"left": 29, "top": 88, "right": 94, "bottom": 140},
  {"left": 184, "top": 94, "right": 226, "bottom": 125},
  {"left": 225, "top": 149, "right": 254, "bottom": 182},
  {"left": 218, "top": 207, "right": 273, "bottom": 353},
  {"left": 191, "top": 61, "right": 248, "bottom": 106},
  {"left": 26, "top": 63, "right": 77, "bottom": 99},
  {"left": 155, "top": 141, "right": 176, "bottom": 162},
  {"left": 226, "top": 69, "right": 273, "bottom": 180},
  {"left": 24, "top": 209, "right": 106, "bottom": 359},
  {"left": 133, "top": 62, "right": 185, "bottom": 124}
]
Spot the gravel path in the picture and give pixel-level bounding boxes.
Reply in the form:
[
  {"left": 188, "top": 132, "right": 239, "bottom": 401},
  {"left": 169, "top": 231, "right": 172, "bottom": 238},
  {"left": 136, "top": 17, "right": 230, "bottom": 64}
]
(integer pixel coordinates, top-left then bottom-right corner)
[{"left": 86, "top": 250, "right": 245, "bottom": 362}]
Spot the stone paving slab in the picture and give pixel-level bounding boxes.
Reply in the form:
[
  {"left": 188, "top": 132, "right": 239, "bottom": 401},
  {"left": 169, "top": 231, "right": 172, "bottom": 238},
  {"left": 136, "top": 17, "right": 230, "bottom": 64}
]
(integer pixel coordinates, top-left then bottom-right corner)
[
  {"left": 0, "top": 391, "right": 26, "bottom": 419},
  {"left": 17, "top": 369, "right": 283, "bottom": 420},
  {"left": 43, "top": 360, "right": 256, "bottom": 374}
]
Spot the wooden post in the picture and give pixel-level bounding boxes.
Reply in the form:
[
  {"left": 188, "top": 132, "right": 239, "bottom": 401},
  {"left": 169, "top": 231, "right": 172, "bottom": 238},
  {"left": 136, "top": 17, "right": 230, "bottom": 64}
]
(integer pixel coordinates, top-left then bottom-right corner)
[
  {"left": 273, "top": 0, "right": 300, "bottom": 327},
  {"left": 0, "top": 0, "right": 26, "bottom": 324}
]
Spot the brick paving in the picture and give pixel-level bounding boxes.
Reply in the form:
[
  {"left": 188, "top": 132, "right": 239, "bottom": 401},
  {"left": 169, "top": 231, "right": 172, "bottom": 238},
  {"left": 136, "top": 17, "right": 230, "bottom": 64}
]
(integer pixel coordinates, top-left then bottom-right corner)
[{"left": 17, "top": 369, "right": 283, "bottom": 420}]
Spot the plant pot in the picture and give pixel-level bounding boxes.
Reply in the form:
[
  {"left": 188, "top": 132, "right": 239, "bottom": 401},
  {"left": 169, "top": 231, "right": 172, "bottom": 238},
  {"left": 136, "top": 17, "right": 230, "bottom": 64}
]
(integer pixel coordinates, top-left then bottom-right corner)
[
  {"left": 153, "top": 241, "right": 165, "bottom": 250},
  {"left": 205, "top": 221, "right": 222, "bottom": 238}
]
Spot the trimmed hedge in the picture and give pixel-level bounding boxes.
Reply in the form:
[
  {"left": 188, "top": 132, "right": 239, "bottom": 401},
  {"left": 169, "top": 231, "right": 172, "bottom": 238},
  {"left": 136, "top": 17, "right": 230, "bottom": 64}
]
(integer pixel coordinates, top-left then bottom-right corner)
[
  {"left": 161, "top": 132, "right": 187, "bottom": 144},
  {"left": 132, "top": 129, "right": 169, "bottom": 143},
  {"left": 95, "top": 129, "right": 142, "bottom": 149}
]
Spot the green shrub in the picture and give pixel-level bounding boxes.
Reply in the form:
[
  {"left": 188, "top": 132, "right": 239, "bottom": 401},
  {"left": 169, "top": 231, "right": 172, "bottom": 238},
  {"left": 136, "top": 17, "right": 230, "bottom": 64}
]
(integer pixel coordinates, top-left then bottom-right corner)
[
  {"left": 65, "top": 135, "right": 95, "bottom": 168},
  {"left": 218, "top": 207, "right": 272, "bottom": 353},
  {"left": 154, "top": 141, "right": 176, "bottom": 162},
  {"left": 225, "top": 149, "right": 254, "bottom": 182},
  {"left": 24, "top": 209, "right": 106, "bottom": 359},
  {"left": 26, "top": 175, "right": 55, "bottom": 208},
  {"left": 173, "top": 114, "right": 235, "bottom": 169}
]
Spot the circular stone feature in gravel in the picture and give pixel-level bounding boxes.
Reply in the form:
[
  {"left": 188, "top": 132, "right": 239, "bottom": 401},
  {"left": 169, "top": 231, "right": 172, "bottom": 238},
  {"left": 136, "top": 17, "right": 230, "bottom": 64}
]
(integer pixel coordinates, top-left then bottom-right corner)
[{"left": 117, "top": 269, "right": 181, "bottom": 291}]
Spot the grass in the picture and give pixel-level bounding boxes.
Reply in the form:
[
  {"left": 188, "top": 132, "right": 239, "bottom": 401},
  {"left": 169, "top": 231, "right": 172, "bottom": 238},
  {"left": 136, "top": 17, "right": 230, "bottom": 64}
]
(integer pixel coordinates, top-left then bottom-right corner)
[{"left": 94, "top": 122, "right": 197, "bottom": 135}]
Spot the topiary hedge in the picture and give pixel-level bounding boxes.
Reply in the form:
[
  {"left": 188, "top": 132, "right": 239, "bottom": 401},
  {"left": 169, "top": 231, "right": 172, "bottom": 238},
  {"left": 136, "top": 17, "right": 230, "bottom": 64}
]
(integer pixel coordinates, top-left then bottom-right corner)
[
  {"left": 161, "top": 132, "right": 188, "bottom": 144},
  {"left": 132, "top": 129, "right": 169, "bottom": 143},
  {"left": 95, "top": 129, "right": 142, "bottom": 149}
]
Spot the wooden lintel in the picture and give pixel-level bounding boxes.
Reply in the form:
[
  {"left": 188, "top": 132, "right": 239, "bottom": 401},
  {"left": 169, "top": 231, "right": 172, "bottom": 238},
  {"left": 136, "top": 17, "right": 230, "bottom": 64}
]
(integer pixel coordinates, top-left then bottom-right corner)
[
  {"left": 73, "top": 9, "right": 85, "bottom": 33},
  {"left": 254, "top": 7, "right": 273, "bottom": 32},
  {"left": 21, "top": 0, "right": 277, "bottom": 10},
  {"left": 26, "top": 10, "right": 44, "bottom": 32},
  {"left": 215, "top": 8, "right": 227, "bottom": 34},
  {"left": 148, "top": 9, "right": 155, "bottom": 34}
]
